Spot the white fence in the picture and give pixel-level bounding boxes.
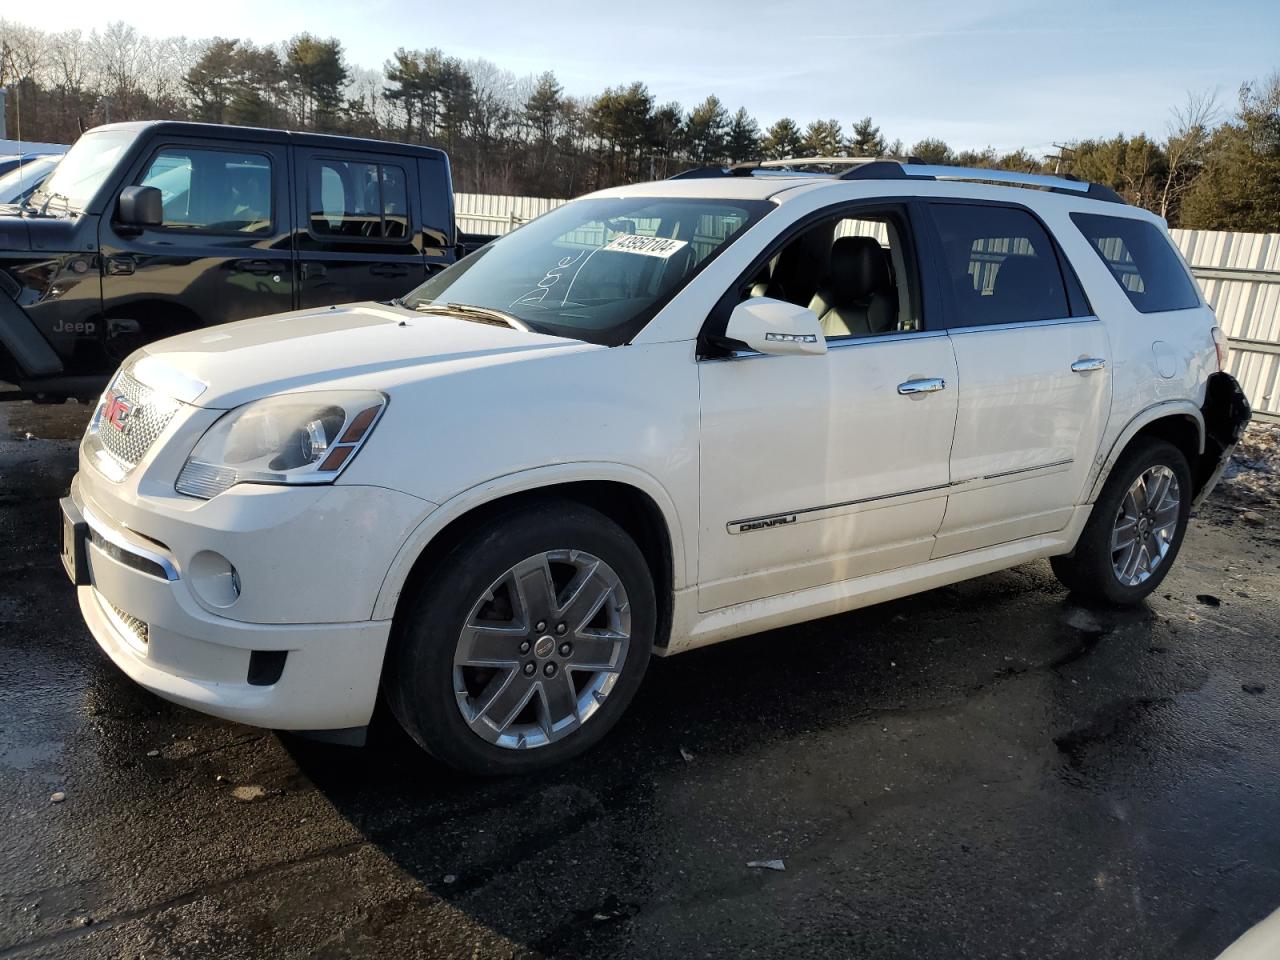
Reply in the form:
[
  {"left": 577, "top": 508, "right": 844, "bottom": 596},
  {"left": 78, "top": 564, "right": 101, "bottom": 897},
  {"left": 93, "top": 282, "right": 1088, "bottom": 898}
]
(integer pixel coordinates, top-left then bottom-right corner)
[
  {"left": 453, "top": 194, "right": 1279, "bottom": 420},
  {"left": 454, "top": 192, "right": 564, "bottom": 236},
  {"left": 1173, "top": 229, "right": 1280, "bottom": 422}
]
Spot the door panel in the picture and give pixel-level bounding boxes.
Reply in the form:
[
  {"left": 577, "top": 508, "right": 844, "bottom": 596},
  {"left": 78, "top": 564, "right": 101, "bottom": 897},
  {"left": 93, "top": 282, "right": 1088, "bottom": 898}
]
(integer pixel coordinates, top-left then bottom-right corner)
[
  {"left": 98, "top": 139, "right": 294, "bottom": 361},
  {"left": 293, "top": 149, "right": 426, "bottom": 307},
  {"left": 698, "top": 334, "right": 958, "bottom": 611},
  {"left": 934, "top": 319, "right": 1112, "bottom": 557}
]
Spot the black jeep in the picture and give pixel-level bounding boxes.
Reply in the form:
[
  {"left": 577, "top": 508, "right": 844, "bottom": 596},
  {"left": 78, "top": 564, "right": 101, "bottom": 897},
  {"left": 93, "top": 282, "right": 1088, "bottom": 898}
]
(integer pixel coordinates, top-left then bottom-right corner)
[{"left": 0, "top": 120, "right": 484, "bottom": 399}]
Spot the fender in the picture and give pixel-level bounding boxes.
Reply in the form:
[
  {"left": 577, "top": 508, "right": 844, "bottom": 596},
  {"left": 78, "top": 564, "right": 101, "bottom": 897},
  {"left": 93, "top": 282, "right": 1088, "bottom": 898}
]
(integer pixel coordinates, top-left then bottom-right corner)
[
  {"left": 370, "top": 461, "right": 689, "bottom": 621},
  {"left": 1084, "top": 400, "right": 1205, "bottom": 503}
]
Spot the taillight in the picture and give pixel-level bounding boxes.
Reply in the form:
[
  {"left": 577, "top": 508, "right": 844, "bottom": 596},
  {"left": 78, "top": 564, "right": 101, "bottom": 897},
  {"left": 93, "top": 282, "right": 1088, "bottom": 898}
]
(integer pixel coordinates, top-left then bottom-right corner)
[{"left": 1211, "top": 327, "right": 1227, "bottom": 370}]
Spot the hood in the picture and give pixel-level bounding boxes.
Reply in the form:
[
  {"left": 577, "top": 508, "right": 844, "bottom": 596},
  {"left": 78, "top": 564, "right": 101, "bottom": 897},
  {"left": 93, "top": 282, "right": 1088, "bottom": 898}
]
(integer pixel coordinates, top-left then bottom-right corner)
[
  {"left": 0, "top": 213, "right": 85, "bottom": 253},
  {"left": 134, "top": 302, "right": 597, "bottom": 409},
  {"left": 0, "top": 215, "right": 30, "bottom": 250}
]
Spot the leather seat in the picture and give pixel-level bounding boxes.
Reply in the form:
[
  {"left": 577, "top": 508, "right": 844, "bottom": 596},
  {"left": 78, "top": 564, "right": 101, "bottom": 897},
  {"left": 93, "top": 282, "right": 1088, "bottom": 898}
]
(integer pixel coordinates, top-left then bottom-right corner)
[{"left": 808, "top": 236, "right": 898, "bottom": 337}]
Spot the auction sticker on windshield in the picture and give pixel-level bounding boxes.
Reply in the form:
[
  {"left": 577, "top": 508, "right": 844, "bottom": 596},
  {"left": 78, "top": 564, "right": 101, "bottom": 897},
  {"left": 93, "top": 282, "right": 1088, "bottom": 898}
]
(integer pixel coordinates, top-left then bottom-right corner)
[{"left": 601, "top": 235, "right": 689, "bottom": 258}]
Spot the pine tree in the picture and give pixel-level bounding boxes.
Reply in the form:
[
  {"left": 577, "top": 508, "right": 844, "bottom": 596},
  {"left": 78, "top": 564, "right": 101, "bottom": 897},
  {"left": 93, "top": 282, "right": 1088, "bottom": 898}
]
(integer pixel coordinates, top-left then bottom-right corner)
[
  {"left": 725, "top": 107, "right": 761, "bottom": 162},
  {"left": 762, "top": 118, "right": 804, "bottom": 159}
]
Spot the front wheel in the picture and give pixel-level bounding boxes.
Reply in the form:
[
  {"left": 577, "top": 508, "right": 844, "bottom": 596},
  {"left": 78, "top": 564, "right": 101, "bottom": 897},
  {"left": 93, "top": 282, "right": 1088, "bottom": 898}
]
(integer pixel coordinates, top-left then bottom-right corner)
[
  {"left": 386, "top": 500, "right": 655, "bottom": 775},
  {"left": 1051, "top": 438, "right": 1192, "bottom": 605}
]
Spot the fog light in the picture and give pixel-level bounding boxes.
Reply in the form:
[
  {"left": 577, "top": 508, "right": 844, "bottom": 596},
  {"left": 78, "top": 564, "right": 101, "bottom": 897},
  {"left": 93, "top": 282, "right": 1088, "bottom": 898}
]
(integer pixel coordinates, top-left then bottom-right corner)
[{"left": 190, "top": 551, "right": 241, "bottom": 608}]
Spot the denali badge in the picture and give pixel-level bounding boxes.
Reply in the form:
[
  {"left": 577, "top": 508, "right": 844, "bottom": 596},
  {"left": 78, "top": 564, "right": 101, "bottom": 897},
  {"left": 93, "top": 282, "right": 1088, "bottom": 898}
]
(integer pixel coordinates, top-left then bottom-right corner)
[
  {"left": 729, "top": 514, "right": 798, "bottom": 534},
  {"left": 103, "top": 393, "right": 134, "bottom": 433}
]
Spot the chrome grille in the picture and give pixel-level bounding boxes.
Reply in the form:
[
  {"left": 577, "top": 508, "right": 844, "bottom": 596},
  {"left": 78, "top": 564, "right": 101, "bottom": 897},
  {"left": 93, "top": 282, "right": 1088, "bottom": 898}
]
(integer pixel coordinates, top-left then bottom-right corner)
[
  {"left": 107, "top": 601, "right": 149, "bottom": 644},
  {"left": 92, "top": 370, "right": 178, "bottom": 469}
]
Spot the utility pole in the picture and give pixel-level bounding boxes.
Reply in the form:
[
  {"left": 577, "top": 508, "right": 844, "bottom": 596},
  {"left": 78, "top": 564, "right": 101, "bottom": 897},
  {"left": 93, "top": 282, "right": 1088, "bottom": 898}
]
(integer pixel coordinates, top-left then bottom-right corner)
[{"left": 1046, "top": 143, "right": 1075, "bottom": 175}]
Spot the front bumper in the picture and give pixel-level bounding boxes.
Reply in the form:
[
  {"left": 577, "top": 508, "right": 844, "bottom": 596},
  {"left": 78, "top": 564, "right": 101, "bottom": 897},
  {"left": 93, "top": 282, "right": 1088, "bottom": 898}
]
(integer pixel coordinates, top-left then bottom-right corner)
[{"left": 67, "top": 465, "right": 431, "bottom": 732}]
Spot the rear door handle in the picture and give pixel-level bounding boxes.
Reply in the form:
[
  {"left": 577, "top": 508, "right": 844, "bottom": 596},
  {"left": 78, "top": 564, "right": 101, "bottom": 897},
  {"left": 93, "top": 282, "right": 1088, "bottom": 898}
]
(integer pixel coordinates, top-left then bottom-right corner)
[
  {"left": 1070, "top": 357, "right": 1107, "bottom": 373},
  {"left": 897, "top": 377, "right": 947, "bottom": 396},
  {"left": 370, "top": 263, "right": 410, "bottom": 277}
]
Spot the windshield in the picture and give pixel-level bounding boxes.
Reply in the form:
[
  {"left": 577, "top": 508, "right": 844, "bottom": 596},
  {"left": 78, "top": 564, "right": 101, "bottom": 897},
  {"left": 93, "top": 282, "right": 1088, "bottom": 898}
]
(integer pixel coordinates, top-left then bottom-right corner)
[
  {"left": 0, "top": 156, "right": 60, "bottom": 204},
  {"left": 37, "top": 129, "right": 138, "bottom": 213},
  {"left": 402, "top": 196, "right": 773, "bottom": 346}
]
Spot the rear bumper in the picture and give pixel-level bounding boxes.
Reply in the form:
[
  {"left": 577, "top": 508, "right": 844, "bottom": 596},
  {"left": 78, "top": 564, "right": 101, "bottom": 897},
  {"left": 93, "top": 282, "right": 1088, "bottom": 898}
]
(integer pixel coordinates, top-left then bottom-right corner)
[{"left": 1193, "top": 371, "right": 1252, "bottom": 508}]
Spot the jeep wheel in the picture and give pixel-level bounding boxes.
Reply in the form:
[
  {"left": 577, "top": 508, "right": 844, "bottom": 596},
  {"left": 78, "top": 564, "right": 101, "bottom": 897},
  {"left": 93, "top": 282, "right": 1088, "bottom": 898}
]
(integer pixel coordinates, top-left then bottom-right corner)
[
  {"left": 387, "top": 500, "right": 655, "bottom": 775},
  {"left": 1051, "top": 438, "right": 1192, "bottom": 605}
]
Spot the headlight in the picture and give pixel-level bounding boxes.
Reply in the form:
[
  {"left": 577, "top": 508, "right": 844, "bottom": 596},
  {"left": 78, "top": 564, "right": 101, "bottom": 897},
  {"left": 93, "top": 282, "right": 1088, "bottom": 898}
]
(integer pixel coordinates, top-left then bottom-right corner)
[{"left": 175, "top": 391, "right": 386, "bottom": 499}]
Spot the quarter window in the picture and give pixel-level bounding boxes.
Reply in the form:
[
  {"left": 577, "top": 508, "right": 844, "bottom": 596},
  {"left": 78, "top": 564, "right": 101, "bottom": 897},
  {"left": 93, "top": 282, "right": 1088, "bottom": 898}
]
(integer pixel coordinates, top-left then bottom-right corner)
[
  {"left": 1071, "top": 213, "right": 1201, "bottom": 313},
  {"left": 308, "top": 158, "right": 410, "bottom": 240},
  {"left": 929, "top": 203, "right": 1070, "bottom": 327},
  {"left": 138, "top": 148, "right": 272, "bottom": 233}
]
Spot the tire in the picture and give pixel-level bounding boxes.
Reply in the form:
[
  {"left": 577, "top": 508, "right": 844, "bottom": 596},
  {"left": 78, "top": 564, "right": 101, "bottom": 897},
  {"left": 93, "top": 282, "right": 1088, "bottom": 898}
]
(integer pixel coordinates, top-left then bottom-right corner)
[
  {"left": 1050, "top": 438, "right": 1192, "bottom": 605},
  {"left": 386, "top": 499, "right": 655, "bottom": 775}
]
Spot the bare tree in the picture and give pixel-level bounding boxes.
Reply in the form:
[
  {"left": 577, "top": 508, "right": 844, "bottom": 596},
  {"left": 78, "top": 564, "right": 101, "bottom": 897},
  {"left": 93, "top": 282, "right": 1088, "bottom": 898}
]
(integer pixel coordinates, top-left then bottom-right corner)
[{"left": 1160, "top": 89, "right": 1219, "bottom": 220}]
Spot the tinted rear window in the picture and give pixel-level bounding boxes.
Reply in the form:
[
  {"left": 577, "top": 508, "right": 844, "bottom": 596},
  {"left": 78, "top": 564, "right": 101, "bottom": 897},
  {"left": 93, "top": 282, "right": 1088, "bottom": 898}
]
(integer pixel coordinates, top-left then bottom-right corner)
[
  {"left": 929, "top": 203, "right": 1070, "bottom": 327},
  {"left": 1071, "top": 213, "right": 1201, "bottom": 313}
]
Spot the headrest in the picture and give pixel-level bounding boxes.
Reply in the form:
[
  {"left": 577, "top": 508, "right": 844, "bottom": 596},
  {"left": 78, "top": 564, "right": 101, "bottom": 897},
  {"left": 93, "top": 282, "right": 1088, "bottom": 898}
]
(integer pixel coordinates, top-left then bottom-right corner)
[{"left": 829, "top": 236, "right": 891, "bottom": 301}]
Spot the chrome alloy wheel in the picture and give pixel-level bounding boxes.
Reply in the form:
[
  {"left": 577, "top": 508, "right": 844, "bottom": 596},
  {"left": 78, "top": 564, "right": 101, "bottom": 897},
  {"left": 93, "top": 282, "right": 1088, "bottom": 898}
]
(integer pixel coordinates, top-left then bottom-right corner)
[
  {"left": 452, "top": 550, "right": 631, "bottom": 750},
  {"left": 1111, "top": 465, "right": 1181, "bottom": 587}
]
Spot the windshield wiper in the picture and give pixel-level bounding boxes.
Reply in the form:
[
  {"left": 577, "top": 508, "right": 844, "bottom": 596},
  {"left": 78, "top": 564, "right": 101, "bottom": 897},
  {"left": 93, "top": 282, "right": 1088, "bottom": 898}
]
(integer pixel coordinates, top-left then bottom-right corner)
[
  {"left": 36, "top": 191, "right": 73, "bottom": 216},
  {"left": 411, "top": 301, "right": 530, "bottom": 332}
]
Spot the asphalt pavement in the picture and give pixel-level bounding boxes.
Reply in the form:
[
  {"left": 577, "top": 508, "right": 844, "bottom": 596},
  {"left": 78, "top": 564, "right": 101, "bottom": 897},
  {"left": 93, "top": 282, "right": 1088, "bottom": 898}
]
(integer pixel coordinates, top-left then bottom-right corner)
[{"left": 1, "top": 394, "right": 1278, "bottom": 960}]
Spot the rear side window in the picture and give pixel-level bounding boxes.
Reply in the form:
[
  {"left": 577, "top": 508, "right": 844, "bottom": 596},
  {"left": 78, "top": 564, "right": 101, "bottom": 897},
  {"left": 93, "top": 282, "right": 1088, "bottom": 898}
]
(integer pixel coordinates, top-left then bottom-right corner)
[
  {"left": 307, "top": 157, "right": 410, "bottom": 240},
  {"left": 1071, "top": 213, "right": 1201, "bottom": 313},
  {"left": 419, "top": 156, "right": 453, "bottom": 249},
  {"left": 929, "top": 203, "right": 1070, "bottom": 327},
  {"left": 139, "top": 147, "right": 272, "bottom": 234}
]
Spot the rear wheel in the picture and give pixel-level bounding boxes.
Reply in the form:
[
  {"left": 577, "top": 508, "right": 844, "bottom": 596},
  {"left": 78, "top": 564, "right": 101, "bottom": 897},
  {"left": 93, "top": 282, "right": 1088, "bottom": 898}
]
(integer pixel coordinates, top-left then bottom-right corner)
[
  {"left": 1051, "top": 438, "right": 1192, "bottom": 605},
  {"left": 387, "top": 500, "right": 655, "bottom": 775}
]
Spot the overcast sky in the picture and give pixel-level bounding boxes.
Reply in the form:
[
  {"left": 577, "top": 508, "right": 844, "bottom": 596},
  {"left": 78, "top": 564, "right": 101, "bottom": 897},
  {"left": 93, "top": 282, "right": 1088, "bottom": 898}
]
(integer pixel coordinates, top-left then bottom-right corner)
[{"left": 6, "top": 0, "right": 1278, "bottom": 153}]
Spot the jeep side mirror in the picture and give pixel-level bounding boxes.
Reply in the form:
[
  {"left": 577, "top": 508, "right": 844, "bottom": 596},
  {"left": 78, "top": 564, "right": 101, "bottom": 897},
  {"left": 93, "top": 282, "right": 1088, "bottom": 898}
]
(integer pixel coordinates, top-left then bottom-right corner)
[
  {"left": 117, "top": 185, "right": 163, "bottom": 228},
  {"left": 724, "top": 297, "right": 827, "bottom": 357}
]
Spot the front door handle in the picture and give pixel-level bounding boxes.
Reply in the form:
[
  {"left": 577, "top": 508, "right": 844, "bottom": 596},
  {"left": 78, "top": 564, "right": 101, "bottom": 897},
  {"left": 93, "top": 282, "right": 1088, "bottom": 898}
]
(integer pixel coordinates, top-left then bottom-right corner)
[
  {"left": 370, "top": 263, "right": 410, "bottom": 278},
  {"left": 897, "top": 377, "right": 947, "bottom": 396},
  {"left": 232, "top": 258, "right": 277, "bottom": 276},
  {"left": 1070, "top": 357, "right": 1107, "bottom": 373}
]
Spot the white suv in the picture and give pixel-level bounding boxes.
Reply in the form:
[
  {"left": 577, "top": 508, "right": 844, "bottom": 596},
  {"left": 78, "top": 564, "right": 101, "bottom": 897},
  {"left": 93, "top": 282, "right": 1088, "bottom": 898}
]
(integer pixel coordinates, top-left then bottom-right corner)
[{"left": 61, "top": 158, "right": 1251, "bottom": 774}]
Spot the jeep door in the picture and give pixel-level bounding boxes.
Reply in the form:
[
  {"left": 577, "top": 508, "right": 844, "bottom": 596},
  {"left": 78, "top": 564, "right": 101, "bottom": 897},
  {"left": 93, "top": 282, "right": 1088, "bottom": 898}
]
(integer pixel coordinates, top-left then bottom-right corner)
[
  {"left": 922, "top": 201, "right": 1112, "bottom": 557},
  {"left": 697, "top": 203, "right": 959, "bottom": 611},
  {"left": 98, "top": 138, "right": 295, "bottom": 362},
  {"left": 293, "top": 149, "right": 427, "bottom": 307}
]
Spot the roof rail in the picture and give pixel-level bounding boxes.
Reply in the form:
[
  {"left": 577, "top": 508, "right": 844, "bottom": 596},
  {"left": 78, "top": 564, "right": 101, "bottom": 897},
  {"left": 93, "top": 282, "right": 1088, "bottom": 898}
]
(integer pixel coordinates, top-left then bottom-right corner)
[{"left": 666, "top": 156, "right": 1126, "bottom": 203}]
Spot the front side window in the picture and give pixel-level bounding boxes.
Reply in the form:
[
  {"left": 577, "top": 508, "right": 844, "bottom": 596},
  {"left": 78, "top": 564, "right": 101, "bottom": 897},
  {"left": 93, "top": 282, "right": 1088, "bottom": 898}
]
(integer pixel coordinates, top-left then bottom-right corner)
[
  {"left": 929, "top": 203, "right": 1070, "bottom": 327},
  {"left": 403, "top": 197, "right": 773, "bottom": 346},
  {"left": 1071, "top": 213, "right": 1201, "bottom": 313},
  {"left": 139, "top": 148, "right": 272, "bottom": 233},
  {"left": 308, "top": 158, "right": 410, "bottom": 240},
  {"left": 738, "top": 207, "right": 922, "bottom": 339}
]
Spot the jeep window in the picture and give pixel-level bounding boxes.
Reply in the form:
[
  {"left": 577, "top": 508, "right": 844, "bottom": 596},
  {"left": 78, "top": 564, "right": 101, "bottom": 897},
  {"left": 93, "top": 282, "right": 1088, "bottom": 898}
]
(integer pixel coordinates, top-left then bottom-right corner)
[
  {"left": 138, "top": 148, "right": 273, "bottom": 233},
  {"left": 402, "top": 197, "right": 774, "bottom": 346},
  {"left": 1071, "top": 213, "right": 1201, "bottom": 313},
  {"left": 308, "top": 158, "right": 410, "bottom": 240},
  {"left": 36, "top": 128, "right": 138, "bottom": 213},
  {"left": 929, "top": 203, "right": 1071, "bottom": 327}
]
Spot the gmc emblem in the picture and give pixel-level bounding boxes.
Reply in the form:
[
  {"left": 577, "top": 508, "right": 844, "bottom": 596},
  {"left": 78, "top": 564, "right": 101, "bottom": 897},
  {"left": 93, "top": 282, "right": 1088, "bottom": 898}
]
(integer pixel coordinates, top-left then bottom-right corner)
[{"left": 103, "top": 393, "right": 133, "bottom": 433}]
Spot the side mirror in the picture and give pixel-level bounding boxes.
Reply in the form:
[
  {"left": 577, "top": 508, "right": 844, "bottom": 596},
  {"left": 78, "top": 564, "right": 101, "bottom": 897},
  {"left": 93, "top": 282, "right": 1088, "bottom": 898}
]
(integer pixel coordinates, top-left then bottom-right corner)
[
  {"left": 724, "top": 297, "right": 827, "bottom": 357},
  {"left": 117, "top": 185, "right": 162, "bottom": 228}
]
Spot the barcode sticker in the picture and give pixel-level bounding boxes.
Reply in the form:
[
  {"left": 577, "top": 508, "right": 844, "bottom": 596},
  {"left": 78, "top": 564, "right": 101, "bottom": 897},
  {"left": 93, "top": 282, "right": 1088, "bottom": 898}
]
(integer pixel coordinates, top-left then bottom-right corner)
[{"left": 600, "top": 235, "right": 689, "bottom": 259}]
